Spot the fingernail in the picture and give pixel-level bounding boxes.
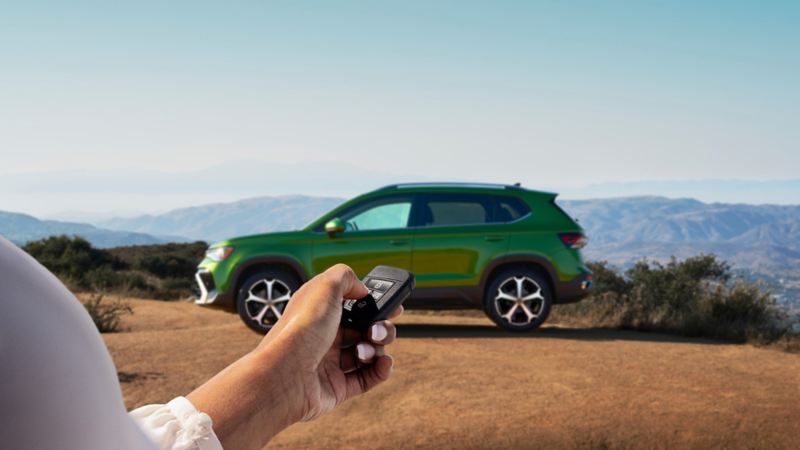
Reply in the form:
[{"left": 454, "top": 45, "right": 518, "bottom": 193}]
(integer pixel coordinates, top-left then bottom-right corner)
[
  {"left": 356, "top": 342, "right": 375, "bottom": 360},
  {"left": 371, "top": 323, "right": 388, "bottom": 341}
]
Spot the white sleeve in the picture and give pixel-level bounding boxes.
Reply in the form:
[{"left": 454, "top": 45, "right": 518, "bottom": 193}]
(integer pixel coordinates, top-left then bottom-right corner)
[
  {"left": 0, "top": 236, "right": 217, "bottom": 450},
  {"left": 129, "top": 397, "right": 223, "bottom": 450}
]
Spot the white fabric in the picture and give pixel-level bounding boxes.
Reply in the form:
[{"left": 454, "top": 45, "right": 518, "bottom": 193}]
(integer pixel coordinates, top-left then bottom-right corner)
[
  {"left": 0, "top": 236, "right": 222, "bottom": 450},
  {"left": 130, "top": 397, "right": 222, "bottom": 450}
]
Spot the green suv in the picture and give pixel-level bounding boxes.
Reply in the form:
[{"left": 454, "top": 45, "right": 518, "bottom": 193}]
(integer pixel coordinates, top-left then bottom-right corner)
[{"left": 195, "top": 183, "right": 592, "bottom": 333}]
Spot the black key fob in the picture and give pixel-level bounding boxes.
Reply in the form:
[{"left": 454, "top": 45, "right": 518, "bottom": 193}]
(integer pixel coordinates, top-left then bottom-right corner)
[{"left": 341, "top": 265, "right": 415, "bottom": 332}]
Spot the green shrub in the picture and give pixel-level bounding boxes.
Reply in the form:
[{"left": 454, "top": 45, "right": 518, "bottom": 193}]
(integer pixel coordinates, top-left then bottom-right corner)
[
  {"left": 553, "top": 255, "right": 791, "bottom": 347},
  {"left": 23, "top": 236, "right": 206, "bottom": 300},
  {"left": 82, "top": 294, "right": 133, "bottom": 333},
  {"left": 109, "top": 241, "right": 206, "bottom": 276},
  {"left": 23, "top": 236, "right": 121, "bottom": 289}
]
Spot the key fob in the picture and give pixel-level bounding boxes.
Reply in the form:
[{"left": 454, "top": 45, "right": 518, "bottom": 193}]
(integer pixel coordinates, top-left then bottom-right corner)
[{"left": 341, "top": 265, "right": 415, "bottom": 332}]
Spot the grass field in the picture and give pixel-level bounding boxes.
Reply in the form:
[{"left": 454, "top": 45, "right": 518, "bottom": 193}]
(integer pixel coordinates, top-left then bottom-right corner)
[{"left": 102, "top": 298, "right": 800, "bottom": 449}]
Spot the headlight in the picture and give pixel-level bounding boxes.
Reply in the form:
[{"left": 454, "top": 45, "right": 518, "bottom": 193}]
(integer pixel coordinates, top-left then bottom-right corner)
[{"left": 206, "top": 246, "right": 235, "bottom": 262}]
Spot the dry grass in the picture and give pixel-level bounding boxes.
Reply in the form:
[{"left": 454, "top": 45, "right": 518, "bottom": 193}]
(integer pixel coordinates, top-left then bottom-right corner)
[{"left": 104, "top": 298, "right": 800, "bottom": 449}]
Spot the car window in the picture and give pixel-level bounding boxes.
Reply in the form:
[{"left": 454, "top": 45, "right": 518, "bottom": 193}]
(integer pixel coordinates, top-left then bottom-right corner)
[
  {"left": 342, "top": 200, "right": 412, "bottom": 231},
  {"left": 418, "top": 194, "right": 492, "bottom": 227},
  {"left": 492, "top": 196, "right": 530, "bottom": 223}
]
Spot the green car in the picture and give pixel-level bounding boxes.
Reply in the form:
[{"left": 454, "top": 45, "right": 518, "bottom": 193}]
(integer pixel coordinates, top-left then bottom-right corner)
[{"left": 195, "top": 183, "right": 592, "bottom": 333}]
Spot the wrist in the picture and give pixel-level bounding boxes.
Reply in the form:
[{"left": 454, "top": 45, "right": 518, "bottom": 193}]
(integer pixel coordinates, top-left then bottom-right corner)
[
  {"left": 248, "top": 332, "right": 309, "bottom": 425},
  {"left": 186, "top": 342, "right": 302, "bottom": 450}
]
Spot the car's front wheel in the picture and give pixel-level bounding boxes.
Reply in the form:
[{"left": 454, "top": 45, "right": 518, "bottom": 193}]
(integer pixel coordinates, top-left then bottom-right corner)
[
  {"left": 485, "top": 267, "right": 552, "bottom": 332},
  {"left": 236, "top": 269, "right": 300, "bottom": 334}
]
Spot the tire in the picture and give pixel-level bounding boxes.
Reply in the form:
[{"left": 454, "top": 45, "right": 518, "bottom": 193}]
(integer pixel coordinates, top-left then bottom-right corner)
[
  {"left": 236, "top": 268, "right": 300, "bottom": 334},
  {"left": 484, "top": 267, "right": 552, "bottom": 332}
]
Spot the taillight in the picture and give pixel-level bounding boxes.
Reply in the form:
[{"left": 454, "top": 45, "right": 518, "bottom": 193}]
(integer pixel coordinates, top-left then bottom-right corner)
[{"left": 559, "top": 232, "right": 587, "bottom": 249}]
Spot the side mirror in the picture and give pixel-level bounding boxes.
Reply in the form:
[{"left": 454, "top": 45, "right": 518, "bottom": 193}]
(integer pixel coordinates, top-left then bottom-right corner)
[{"left": 324, "top": 218, "right": 345, "bottom": 237}]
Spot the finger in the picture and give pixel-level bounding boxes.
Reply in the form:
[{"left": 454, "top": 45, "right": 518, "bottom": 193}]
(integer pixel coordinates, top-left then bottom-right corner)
[
  {"left": 323, "top": 264, "right": 369, "bottom": 300},
  {"left": 341, "top": 327, "right": 362, "bottom": 348},
  {"left": 368, "top": 321, "right": 396, "bottom": 346},
  {"left": 356, "top": 342, "right": 377, "bottom": 364},
  {"left": 340, "top": 347, "right": 358, "bottom": 373},
  {"left": 345, "top": 355, "right": 394, "bottom": 400},
  {"left": 387, "top": 305, "right": 404, "bottom": 320}
]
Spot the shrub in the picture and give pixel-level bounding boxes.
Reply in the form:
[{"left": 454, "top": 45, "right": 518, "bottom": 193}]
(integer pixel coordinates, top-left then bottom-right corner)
[
  {"left": 109, "top": 241, "right": 206, "bottom": 277},
  {"left": 82, "top": 294, "right": 133, "bottom": 333},
  {"left": 23, "top": 235, "right": 121, "bottom": 289},
  {"left": 23, "top": 237, "right": 206, "bottom": 300},
  {"left": 552, "top": 255, "right": 791, "bottom": 347}
]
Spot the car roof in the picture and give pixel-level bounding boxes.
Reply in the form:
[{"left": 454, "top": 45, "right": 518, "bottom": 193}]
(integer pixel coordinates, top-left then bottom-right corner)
[{"left": 375, "top": 182, "right": 557, "bottom": 196}]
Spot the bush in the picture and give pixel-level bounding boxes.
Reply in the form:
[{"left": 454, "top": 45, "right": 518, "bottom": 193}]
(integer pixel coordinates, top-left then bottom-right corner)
[
  {"left": 82, "top": 294, "right": 133, "bottom": 333},
  {"left": 109, "top": 241, "right": 206, "bottom": 298},
  {"left": 109, "top": 241, "right": 206, "bottom": 278},
  {"left": 552, "top": 255, "right": 791, "bottom": 346},
  {"left": 23, "top": 236, "right": 121, "bottom": 289},
  {"left": 23, "top": 236, "right": 206, "bottom": 299}
]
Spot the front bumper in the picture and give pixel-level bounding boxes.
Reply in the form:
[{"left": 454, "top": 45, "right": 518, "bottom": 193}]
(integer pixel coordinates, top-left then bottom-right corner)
[
  {"left": 194, "top": 270, "right": 218, "bottom": 305},
  {"left": 194, "top": 270, "right": 236, "bottom": 310},
  {"left": 553, "top": 272, "right": 593, "bottom": 304}
]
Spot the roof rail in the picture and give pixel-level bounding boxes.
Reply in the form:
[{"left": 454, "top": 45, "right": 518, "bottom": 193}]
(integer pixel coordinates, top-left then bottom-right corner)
[{"left": 379, "top": 182, "right": 522, "bottom": 190}]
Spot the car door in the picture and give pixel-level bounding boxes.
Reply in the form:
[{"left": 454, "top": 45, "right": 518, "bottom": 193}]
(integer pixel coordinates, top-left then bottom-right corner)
[
  {"left": 310, "top": 195, "right": 415, "bottom": 278},
  {"left": 410, "top": 193, "right": 510, "bottom": 288}
]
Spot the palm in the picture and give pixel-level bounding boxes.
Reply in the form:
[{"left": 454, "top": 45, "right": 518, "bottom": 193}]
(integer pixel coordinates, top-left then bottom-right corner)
[{"left": 301, "top": 329, "right": 351, "bottom": 421}]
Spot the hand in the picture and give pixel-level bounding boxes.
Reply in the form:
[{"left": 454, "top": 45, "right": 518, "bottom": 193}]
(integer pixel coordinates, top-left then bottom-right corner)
[
  {"left": 187, "top": 264, "right": 402, "bottom": 450},
  {"left": 262, "top": 263, "right": 402, "bottom": 421}
]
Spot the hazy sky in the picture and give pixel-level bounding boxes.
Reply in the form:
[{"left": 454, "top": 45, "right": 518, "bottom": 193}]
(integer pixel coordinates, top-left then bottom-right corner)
[{"left": 1, "top": 1, "right": 798, "bottom": 215}]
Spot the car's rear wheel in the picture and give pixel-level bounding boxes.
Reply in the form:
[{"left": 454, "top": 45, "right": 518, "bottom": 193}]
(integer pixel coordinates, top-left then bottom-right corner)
[
  {"left": 485, "top": 267, "right": 552, "bottom": 332},
  {"left": 237, "top": 269, "right": 300, "bottom": 334}
]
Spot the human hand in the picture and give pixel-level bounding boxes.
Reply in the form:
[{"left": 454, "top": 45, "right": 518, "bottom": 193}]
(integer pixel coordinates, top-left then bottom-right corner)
[
  {"left": 187, "top": 264, "right": 402, "bottom": 450},
  {"left": 259, "top": 263, "right": 402, "bottom": 421}
]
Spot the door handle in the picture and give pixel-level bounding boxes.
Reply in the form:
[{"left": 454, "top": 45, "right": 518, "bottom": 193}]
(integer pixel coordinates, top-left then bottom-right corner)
[
  {"left": 484, "top": 235, "right": 505, "bottom": 242},
  {"left": 389, "top": 239, "right": 409, "bottom": 246}
]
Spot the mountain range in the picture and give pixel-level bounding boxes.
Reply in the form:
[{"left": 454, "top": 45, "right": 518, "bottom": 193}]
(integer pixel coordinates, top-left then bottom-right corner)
[
  {"left": 4, "top": 194, "right": 800, "bottom": 278},
  {"left": 558, "top": 197, "right": 800, "bottom": 275},
  {"left": 97, "top": 195, "right": 345, "bottom": 242},
  {"left": 0, "top": 211, "right": 172, "bottom": 248}
]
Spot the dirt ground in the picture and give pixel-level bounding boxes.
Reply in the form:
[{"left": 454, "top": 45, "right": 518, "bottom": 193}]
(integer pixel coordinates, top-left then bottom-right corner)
[{"left": 102, "top": 298, "right": 800, "bottom": 449}]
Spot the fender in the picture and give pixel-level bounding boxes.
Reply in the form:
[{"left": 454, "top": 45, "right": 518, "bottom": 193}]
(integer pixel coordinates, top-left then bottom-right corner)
[
  {"left": 230, "top": 255, "right": 310, "bottom": 293},
  {"left": 479, "top": 253, "right": 559, "bottom": 294}
]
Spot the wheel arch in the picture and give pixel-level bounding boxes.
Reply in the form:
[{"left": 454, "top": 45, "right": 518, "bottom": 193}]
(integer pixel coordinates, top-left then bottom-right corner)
[
  {"left": 480, "top": 254, "right": 557, "bottom": 301},
  {"left": 231, "top": 256, "right": 309, "bottom": 310}
]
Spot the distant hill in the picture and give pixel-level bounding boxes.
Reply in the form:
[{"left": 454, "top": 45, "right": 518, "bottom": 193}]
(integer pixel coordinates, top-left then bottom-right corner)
[
  {"left": 558, "top": 196, "right": 800, "bottom": 275},
  {"left": 98, "top": 195, "right": 346, "bottom": 243},
  {"left": 10, "top": 194, "right": 800, "bottom": 278},
  {"left": 95, "top": 194, "right": 800, "bottom": 277},
  {"left": 0, "top": 211, "right": 174, "bottom": 248}
]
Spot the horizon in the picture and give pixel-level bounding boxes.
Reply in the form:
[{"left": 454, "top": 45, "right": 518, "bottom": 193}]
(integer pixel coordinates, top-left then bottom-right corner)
[{"left": 2, "top": 176, "right": 798, "bottom": 223}]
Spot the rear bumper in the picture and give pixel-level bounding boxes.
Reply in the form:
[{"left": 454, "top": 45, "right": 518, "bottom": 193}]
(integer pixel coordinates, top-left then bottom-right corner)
[
  {"left": 194, "top": 270, "right": 235, "bottom": 310},
  {"left": 553, "top": 272, "right": 593, "bottom": 304}
]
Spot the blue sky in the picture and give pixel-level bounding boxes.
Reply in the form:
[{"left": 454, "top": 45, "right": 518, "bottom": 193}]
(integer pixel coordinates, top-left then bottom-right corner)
[{"left": 1, "top": 1, "right": 798, "bottom": 215}]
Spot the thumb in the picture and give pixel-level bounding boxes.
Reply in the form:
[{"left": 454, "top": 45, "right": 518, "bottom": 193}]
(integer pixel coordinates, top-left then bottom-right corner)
[{"left": 322, "top": 264, "right": 369, "bottom": 302}]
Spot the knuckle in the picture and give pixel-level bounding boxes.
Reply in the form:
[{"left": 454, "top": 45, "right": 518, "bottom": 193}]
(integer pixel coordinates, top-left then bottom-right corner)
[{"left": 330, "top": 263, "right": 355, "bottom": 278}]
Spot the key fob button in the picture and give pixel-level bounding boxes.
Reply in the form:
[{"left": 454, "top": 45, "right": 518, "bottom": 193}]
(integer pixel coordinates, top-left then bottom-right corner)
[
  {"left": 341, "top": 266, "right": 415, "bottom": 332},
  {"left": 367, "top": 279, "right": 394, "bottom": 292}
]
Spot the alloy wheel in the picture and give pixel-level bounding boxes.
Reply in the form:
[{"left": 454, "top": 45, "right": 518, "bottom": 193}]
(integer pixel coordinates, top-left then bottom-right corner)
[
  {"left": 244, "top": 278, "right": 292, "bottom": 327},
  {"left": 494, "top": 276, "right": 545, "bottom": 325}
]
